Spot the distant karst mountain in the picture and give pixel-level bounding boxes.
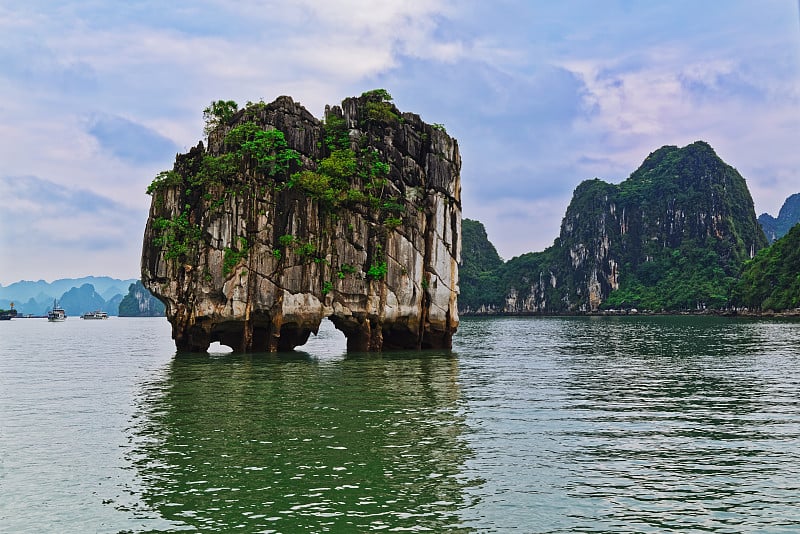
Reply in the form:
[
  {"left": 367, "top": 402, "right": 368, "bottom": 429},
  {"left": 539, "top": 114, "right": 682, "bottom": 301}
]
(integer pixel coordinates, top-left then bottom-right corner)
[
  {"left": 460, "top": 141, "right": 769, "bottom": 313},
  {"left": 459, "top": 219, "right": 504, "bottom": 313},
  {"left": 0, "top": 276, "right": 167, "bottom": 317},
  {"left": 758, "top": 193, "right": 800, "bottom": 243},
  {"left": 0, "top": 276, "right": 137, "bottom": 316},
  {"left": 119, "top": 281, "right": 166, "bottom": 317},
  {"left": 59, "top": 283, "right": 108, "bottom": 316}
]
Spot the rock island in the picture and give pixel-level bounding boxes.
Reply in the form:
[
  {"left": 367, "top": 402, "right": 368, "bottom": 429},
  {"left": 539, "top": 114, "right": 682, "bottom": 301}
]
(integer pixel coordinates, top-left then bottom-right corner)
[{"left": 142, "top": 91, "right": 461, "bottom": 352}]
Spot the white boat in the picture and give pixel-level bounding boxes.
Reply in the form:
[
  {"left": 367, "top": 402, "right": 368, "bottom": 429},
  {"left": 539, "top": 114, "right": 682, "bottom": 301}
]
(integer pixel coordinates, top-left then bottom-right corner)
[
  {"left": 48, "top": 299, "right": 66, "bottom": 322},
  {"left": 81, "top": 310, "right": 108, "bottom": 320}
]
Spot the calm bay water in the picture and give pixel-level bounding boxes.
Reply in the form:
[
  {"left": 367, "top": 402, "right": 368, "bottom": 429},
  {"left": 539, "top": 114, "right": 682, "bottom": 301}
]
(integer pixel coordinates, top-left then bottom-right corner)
[{"left": 1, "top": 315, "right": 799, "bottom": 532}]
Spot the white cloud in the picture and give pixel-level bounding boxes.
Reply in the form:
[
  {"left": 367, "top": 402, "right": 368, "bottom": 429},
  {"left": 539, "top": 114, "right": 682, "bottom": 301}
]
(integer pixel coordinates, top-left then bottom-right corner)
[
  {"left": 559, "top": 46, "right": 800, "bottom": 212},
  {"left": 1, "top": 0, "right": 798, "bottom": 283},
  {"left": 0, "top": 176, "right": 146, "bottom": 283}
]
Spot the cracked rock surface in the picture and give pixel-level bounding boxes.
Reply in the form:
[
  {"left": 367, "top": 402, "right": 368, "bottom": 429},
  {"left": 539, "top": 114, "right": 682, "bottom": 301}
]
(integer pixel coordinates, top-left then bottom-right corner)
[{"left": 142, "top": 93, "right": 460, "bottom": 352}]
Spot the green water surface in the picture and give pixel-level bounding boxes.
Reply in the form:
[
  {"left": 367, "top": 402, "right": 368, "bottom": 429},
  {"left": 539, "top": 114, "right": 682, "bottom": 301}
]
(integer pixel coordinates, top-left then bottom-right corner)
[{"left": 1, "top": 315, "right": 799, "bottom": 532}]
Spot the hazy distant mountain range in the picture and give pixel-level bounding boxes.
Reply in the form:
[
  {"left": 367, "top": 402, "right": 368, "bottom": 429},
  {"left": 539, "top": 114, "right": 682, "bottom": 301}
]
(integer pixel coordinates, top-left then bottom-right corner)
[
  {"left": 0, "top": 276, "right": 164, "bottom": 317},
  {"left": 758, "top": 193, "right": 800, "bottom": 243}
]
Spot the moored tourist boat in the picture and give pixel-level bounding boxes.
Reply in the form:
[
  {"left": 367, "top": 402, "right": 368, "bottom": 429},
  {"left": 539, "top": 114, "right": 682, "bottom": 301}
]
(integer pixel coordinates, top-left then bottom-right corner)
[
  {"left": 81, "top": 310, "right": 109, "bottom": 320},
  {"left": 0, "top": 302, "right": 17, "bottom": 320},
  {"left": 48, "top": 300, "right": 66, "bottom": 322}
]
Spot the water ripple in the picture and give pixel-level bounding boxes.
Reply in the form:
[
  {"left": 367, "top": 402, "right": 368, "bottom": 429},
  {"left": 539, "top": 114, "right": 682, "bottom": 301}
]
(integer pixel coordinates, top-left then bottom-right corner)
[
  {"left": 456, "top": 316, "right": 800, "bottom": 533},
  {"left": 3, "top": 316, "right": 800, "bottom": 532}
]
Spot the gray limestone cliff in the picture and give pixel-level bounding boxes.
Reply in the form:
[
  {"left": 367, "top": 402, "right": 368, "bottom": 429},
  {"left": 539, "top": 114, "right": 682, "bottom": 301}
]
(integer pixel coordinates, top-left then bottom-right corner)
[
  {"left": 460, "top": 141, "right": 767, "bottom": 314},
  {"left": 119, "top": 280, "right": 166, "bottom": 317},
  {"left": 142, "top": 92, "right": 460, "bottom": 352}
]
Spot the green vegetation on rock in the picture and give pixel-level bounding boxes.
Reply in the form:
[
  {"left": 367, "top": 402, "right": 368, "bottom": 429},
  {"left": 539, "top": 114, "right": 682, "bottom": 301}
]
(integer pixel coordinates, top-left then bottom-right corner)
[
  {"left": 222, "top": 237, "right": 249, "bottom": 276},
  {"left": 731, "top": 222, "right": 800, "bottom": 311},
  {"left": 458, "top": 219, "right": 505, "bottom": 310},
  {"left": 460, "top": 142, "right": 771, "bottom": 314},
  {"left": 367, "top": 261, "right": 388, "bottom": 280},
  {"left": 152, "top": 211, "right": 202, "bottom": 261},
  {"left": 361, "top": 88, "right": 400, "bottom": 125},
  {"left": 203, "top": 100, "right": 238, "bottom": 135}
]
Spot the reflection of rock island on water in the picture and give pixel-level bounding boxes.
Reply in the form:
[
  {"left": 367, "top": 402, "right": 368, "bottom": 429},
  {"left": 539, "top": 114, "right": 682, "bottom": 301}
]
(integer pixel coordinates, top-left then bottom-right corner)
[{"left": 126, "top": 340, "right": 477, "bottom": 532}]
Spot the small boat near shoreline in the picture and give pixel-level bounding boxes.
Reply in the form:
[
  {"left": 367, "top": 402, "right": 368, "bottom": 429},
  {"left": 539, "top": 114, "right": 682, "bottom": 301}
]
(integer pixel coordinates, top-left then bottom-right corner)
[
  {"left": 0, "top": 302, "right": 17, "bottom": 320},
  {"left": 81, "top": 310, "right": 109, "bottom": 320},
  {"left": 48, "top": 300, "right": 66, "bottom": 322}
]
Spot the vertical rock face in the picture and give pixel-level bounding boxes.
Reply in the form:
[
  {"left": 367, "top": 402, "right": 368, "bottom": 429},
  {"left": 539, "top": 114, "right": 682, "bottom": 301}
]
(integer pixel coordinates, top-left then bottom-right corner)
[
  {"left": 542, "top": 142, "right": 768, "bottom": 312},
  {"left": 118, "top": 280, "right": 166, "bottom": 317},
  {"left": 459, "top": 141, "right": 768, "bottom": 314},
  {"left": 142, "top": 93, "right": 460, "bottom": 352}
]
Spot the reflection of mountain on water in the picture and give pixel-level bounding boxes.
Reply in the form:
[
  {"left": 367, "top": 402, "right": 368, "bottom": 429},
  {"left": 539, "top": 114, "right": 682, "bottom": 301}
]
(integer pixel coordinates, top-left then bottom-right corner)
[{"left": 126, "top": 350, "right": 477, "bottom": 532}]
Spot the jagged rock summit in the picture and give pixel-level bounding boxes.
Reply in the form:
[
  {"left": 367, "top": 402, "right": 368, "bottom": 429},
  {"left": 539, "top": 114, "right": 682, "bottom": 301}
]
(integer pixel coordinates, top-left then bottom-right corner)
[
  {"left": 758, "top": 192, "right": 800, "bottom": 242},
  {"left": 459, "top": 141, "right": 768, "bottom": 314},
  {"left": 142, "top": 91, "right": 461, "bottom": 352}
]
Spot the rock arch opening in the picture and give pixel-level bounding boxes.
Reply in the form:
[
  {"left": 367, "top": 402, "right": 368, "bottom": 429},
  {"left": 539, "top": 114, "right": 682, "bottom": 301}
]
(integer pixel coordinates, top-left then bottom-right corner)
[{"left": 296, "top": 317, "right": 347, "bottom": 354}]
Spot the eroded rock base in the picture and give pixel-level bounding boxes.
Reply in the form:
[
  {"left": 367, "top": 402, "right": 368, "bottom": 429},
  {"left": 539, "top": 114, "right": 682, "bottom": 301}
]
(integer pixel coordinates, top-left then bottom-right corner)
[{"left": 172, "top": 316, "right": 454, "bottom": 353}]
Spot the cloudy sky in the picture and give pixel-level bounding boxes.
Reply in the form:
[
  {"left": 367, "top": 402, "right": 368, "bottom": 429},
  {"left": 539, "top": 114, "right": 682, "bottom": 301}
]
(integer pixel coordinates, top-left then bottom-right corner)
[{"left": 1, "top": 0, "right": 798, "bottom": 285}]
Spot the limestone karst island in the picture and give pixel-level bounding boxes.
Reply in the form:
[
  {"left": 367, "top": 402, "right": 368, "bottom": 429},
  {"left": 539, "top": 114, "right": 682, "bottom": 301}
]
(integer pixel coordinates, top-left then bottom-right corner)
[
  {"left": 141, "top": 91, "right": 800, "bottom": 354},
  {"left": 142, "top": 91, "right": 461, "bottom": 352}
]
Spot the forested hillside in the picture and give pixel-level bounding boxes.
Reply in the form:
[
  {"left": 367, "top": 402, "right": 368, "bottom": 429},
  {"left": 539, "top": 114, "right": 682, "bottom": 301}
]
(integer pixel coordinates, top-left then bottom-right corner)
[
  {"left": 732, "top": 223, "right": 800, "bottom": 311},
  {"left": 459, "top": 219, "right": 504, "bottom": 311},
  {"left": 459, "top": 142, "right": 770, "bottom": 313}
]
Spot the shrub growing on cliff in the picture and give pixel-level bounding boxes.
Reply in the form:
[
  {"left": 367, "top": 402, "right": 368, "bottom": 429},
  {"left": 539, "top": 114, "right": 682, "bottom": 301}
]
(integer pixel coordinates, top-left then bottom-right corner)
[
  {"left": 295, "top": 241, "right": 316, "bottom": 257},
  {"left": 365, "top": 101, "right": 399, "bottom": 124},
  {"left": 317, "top": 149, "right": 358, "bottom": 185},
  {"left": 203, "top": 100, "right": 238, "bottom": 135},
  {"left": 323, "top": 113, "right": 350, "bottom": 151},
  {"left": 224, "top": 121, "right": 261, "bottom": 150},
  {"left": 240, "top": 129, "right": 301, "bottom": 177},
  {"left": 288, "top": 171, "right": 339, "bottom": 210},
  {"left": 222, "top": 237, "right": 249, "bottom": 276},
  {"left": 152, "top": 211, "right": 202, "bottom": 261},
  {"left": 344, "top": 189, "right": 367, "bottom": 204},
  {"left": 361, "top": 89, "right": 399, "bottom": 125},
  {"left": 337, "top": 263, "right": 357, "bottom": 279},
  {"left": 361, "top": 89, "right": 393, "bottom": 102},
  {"left": 367, "top": 261, "right": 388, "bottom": 280},
  {"left": 384, "top": 216, "right": 402, "bottom": 229},
  {"left": 358, "top": 148, "right": 389, "bottom": 181},
  {"left": 147, "top": 170, "right": 182, "bottom": 195},
  {"left": 321, "top": 281, "right": 333, "bottom": 295},
  {"left": 193, "top": 154, "right": 238, "bottom": 185}
]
